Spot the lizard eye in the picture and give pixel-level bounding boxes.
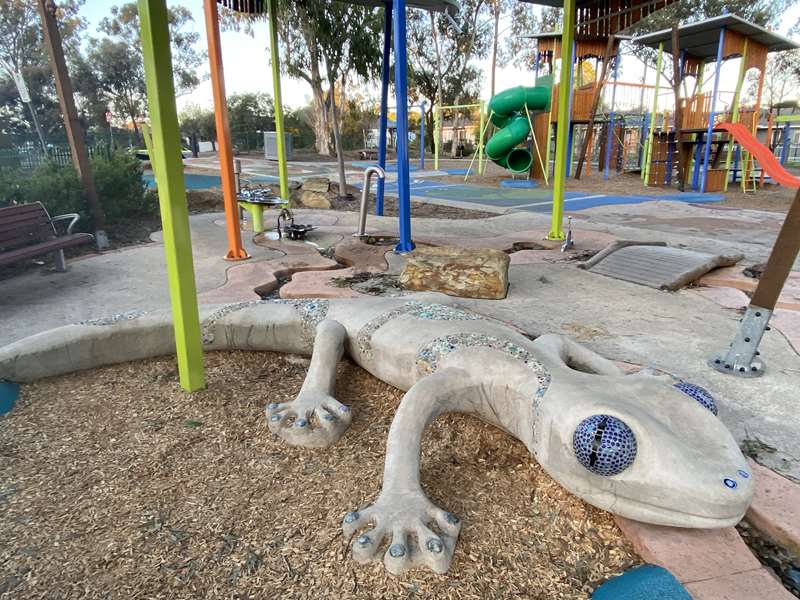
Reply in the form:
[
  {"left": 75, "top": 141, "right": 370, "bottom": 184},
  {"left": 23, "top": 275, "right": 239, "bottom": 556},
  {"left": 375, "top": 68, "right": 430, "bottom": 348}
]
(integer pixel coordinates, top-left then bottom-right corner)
[
  {"left": 573, "top": 415, "right": 637, "bottom": 476},
  {"left": 674, "top": 382, "right": 718, "bottom": 416}
]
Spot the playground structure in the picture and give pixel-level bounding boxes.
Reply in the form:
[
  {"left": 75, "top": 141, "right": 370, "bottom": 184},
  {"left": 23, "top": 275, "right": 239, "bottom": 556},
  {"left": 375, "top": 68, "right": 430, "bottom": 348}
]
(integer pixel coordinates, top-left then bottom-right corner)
[{"left": 635, "top": 15, "right": 800, "bottom": 192}]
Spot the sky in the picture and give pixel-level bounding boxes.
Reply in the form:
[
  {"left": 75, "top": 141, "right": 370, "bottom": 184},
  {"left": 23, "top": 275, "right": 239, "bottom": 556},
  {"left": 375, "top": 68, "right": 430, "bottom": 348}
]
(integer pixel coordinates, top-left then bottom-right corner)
[{"left": 79, "top": 0, "right": 800, "bottom": 114}]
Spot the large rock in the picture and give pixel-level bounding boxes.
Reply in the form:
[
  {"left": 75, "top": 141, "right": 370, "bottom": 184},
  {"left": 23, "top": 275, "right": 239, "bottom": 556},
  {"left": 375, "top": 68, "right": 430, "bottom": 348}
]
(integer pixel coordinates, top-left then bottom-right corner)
[
  {"left": 299, "top": 190, "right": 331, "bottom": 209},
  {"left": 302, "top": 177, "right": 330, "bottom": 193},
  {"left": 399, "top": 246, "right": 510, "bottom": 299}
]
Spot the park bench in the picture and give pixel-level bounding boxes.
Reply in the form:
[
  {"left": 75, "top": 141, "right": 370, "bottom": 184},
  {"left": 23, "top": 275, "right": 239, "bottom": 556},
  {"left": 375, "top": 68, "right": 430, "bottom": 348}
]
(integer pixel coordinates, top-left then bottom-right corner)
[{"left": 0, "top": 202, "right": 94, "bottom": 272}]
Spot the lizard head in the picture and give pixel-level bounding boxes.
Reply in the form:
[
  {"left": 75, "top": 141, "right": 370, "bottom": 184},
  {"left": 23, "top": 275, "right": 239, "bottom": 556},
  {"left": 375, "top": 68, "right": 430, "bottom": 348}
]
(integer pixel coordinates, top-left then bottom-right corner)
[{"left": 540, "top": 374, "right": 754, "bottom": 528}]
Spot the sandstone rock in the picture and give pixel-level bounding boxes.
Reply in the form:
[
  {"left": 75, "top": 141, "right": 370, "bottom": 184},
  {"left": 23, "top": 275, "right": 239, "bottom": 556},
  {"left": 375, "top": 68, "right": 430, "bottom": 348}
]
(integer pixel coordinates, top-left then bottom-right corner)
[
  {"left": 399, "top": 246, "right": 510, "bottom": 300},
  {"left": 288, "top": 180, "right": 302, "bottom": 191},
  {"left": 299, "top": 190, "right": 331, "bottom": 209},
  {"left": 302, "top": 177, "right": 330, "bottom": 193}
]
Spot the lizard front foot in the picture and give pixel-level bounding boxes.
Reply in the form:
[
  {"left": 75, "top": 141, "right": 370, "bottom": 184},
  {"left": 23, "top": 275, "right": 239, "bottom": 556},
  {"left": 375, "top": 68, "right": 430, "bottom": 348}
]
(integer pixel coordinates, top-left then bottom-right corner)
[
  {"left": 266, "top": 391, "right": 352, "bottom": 448},
  {"left": 342, "top": 491, "right": 462, "bottom": 575}
]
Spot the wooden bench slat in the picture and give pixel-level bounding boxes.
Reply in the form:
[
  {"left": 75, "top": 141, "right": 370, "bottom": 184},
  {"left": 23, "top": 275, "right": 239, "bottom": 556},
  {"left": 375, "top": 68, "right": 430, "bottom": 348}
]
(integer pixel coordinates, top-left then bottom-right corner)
[{"left": 0, "top": 233, "right": 93, "bottom": 267}]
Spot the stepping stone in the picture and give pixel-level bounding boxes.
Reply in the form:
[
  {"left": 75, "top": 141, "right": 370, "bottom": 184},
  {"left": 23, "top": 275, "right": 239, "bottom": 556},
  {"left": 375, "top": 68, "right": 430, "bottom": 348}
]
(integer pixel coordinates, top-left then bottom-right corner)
[
  {"left": 581, "top": 241, "right": 742, "bottom": 291},
  {"left": 593, "top": 564, "right": 691, "bottom": 599}
]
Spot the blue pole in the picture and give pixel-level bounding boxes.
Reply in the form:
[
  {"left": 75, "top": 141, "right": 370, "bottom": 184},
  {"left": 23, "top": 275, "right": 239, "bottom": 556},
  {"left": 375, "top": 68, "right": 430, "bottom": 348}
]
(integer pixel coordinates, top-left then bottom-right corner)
[
  {"left": 733, "top": 144, "right": 740, "bottom": 184},
  {"left": 419, "top": 101, "right": 425, "bottom": 170},
  {"left": 700, "top": 27, "right": 725, "bottom": 193},
  {"left": 392, "top": 0, "right": 414, "bottom": 253},
  {"left": 566, "top": 124, "right": 574, "bottom": 176},
  {"left": 780, "top": 121, "right": 791, "bottom": 165},
  {"left": 691, "top": 133, "right": 703, "bottom": 190},
  {"left": 376, "top": 2, "right": 392, "bottom": 216},
  {"left": 565, "top": 41, "right": 577, "bottom": 176},
  {"left": 604, "top": 53, "right": 620, "bottom": 180}
]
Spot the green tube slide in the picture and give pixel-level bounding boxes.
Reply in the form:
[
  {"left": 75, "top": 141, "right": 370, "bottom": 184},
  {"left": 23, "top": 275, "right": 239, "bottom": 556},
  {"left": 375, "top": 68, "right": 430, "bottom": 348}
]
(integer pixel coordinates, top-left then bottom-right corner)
[{"left": 486, "top": 76, "right": 553, "bottom": 174}]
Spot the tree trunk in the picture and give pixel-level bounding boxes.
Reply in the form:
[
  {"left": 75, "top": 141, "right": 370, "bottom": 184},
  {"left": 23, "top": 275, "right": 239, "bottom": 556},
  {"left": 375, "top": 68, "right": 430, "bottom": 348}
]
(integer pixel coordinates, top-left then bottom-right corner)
[
  {"left": 671, "top": 24, "right": 686, "bottom": 192},
  {"left": 430, "top": 11, "right": 444, "bottom": 156},
  {"left": 328, "top": 73, "right": 349, "bottom": 199},
  {"left": 310, "top": 60, "right": 332, "bottom": 156},
  {"left": 490, "top": 1, "right": 500, "bottom": 97}
]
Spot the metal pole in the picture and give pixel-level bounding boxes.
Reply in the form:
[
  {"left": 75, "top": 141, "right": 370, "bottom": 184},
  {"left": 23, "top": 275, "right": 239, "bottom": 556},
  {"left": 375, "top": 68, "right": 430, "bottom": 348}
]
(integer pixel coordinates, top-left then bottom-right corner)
[
  {"left": 700, "top": 27, "right": 726, "bottom": 193},
  {"left": 268, "top": 0, "right": 289, "bottom": 201},
  {"left": 419, "top": 101, "right": 426, "bottom": 170},
  {"left": 203, "top": 0, "right": 248, "bottom": 261},
  {"left": 138, "top": 0, "right": 205, "bottom": 392},
  {"left": 434, "top": 105, "right": 440, "bottom": 171},
  {"left": 478, "top": 100, "right": 486, "bottom": 176},
  {"left": 549, "top": 0, "right": 576, "bottom": 241},
  {"left": 376, "top": 3, "right": 392, "bottom": 216},
  {"left": 392, "top": 0, "right": 414, "bottom": 252}
]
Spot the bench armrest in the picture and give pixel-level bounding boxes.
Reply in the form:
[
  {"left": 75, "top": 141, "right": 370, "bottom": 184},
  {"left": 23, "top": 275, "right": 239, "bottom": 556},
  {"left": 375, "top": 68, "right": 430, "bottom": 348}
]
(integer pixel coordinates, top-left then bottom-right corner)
[{"left": 50, "top": 213, "right": 81, "bottom": 235}]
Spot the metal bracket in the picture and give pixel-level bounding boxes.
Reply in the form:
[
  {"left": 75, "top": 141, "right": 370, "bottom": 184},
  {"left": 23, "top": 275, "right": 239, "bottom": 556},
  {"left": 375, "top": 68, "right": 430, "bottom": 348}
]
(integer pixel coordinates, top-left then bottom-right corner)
[{"left": 708, "top": 305, "right": 771, "bottom": 378}]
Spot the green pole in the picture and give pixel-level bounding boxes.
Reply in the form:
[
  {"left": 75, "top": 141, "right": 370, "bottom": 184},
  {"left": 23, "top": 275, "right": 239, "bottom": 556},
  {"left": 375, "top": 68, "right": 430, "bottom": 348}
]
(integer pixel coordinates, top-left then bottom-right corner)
[
  {"left": 548, "top": 0, "right": 576, "bottom": 240},
  {"left": 138, "top": 0, "right": 205, "bottom": 392},
  {"left": 434, "top": 105, "right": 440, "bottom": 170},
  {"left": 642, "top": 42, "right": 663, "bottom": 186},
  {"left": 478, "top": 100, "right": 486, "bottom": 175},
  {"left": 268, "top": 0, "right": 289, "bottom": 201},
  {"left": 724, "top": 39, "right": 748, "bottom": 192}
]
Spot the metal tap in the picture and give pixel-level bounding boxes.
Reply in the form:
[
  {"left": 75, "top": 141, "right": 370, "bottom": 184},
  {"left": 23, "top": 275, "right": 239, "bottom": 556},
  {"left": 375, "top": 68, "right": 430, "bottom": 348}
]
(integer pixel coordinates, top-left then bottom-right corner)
[{"left": 355, "top": 166, "right": 386, "bottom": 238}]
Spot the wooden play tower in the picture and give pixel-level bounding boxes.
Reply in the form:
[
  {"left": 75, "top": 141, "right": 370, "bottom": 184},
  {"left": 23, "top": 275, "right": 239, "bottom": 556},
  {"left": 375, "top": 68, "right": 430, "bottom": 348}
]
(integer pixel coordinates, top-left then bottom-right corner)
[{"left": 635, "top": 15, "right": 799, "bottom": 192}]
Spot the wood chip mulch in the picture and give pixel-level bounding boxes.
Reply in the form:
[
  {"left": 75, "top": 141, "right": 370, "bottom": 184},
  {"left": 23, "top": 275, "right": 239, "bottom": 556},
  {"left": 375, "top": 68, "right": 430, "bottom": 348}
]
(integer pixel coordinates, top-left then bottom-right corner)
[{"left": 0, "top": 351, "right": 639, "bottom": 599}]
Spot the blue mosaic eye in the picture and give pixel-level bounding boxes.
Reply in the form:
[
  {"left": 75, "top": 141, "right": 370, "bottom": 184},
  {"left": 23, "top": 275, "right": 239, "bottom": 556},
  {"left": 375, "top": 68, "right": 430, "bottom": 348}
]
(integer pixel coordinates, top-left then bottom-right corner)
[
  {"left": 674, "top": 382, "right": 718, "bottom": 416},
  {"left": 573, "top": 415, "right": 637, "bottom": 476},
  {"left": 724, "top": 478, "right": 737, "bottom": 489}
]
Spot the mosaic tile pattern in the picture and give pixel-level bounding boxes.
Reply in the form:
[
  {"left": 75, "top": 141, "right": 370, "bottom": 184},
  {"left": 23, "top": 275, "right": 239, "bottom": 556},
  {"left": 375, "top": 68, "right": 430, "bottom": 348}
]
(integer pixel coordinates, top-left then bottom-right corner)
[
  {"left": 356, "top": 302, "right": 484, "bottom": 358},
  {"left": 415, "top": 333, "right": 550, "bottom": 399},
  {"left": 201, "top": 301, "right": 262, "bottom": 344},
  {"left": 273, "top": 299, "right": 330, "bottom": 347},
  {"left": 674, "top": 382, "right": 718, "bottom": 416},
  {"left": 573, "top": 415, "right": 637, "bottom": 476},
  {"left": 80, "top": 310, "right": 149, "bottom": 326}
]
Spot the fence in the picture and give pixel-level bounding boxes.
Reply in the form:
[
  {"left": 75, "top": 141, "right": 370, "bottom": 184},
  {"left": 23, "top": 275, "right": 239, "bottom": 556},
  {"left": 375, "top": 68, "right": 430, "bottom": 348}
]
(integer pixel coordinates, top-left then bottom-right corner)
[{"left": 0, "top": 143, "right": 113, "bottom": 170}]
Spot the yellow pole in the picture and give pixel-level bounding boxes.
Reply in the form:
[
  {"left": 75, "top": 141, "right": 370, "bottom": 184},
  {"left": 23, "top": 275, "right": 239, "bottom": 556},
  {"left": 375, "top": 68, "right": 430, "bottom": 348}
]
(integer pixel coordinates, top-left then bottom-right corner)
[
  {"left": 548, "top": 0, "right": 576, "bottom": 240},
  {"left": 434, "top": 105, "right": 440, "bottom": 170},
  {"left": 642, "top": 42, "right": 663, "bottom": 186},
  {"left": 478, "top": 101, "right": 486, "bottom": 175},
  {"left": 268, "top": 0, "right": 290, "bottom": 201},
  {"left": 725, "top": 39, "right": 748, "bottom": 192},
  {"left": 138, "top": 0, "right": 205, "bottom": 391}
]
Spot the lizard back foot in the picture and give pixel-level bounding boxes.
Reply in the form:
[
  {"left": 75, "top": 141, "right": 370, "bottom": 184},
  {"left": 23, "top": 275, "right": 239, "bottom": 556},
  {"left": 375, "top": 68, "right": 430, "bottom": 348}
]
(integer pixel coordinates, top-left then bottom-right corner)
[{"left": 267, "top": 393, "right": 351, "bottom": 448}]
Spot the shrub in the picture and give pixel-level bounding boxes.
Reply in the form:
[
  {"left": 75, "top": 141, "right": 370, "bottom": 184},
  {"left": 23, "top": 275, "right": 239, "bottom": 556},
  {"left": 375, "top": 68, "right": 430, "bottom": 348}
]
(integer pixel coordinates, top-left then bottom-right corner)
[{"left": 0, "top": 149, "right": 157, "bottom": 230}]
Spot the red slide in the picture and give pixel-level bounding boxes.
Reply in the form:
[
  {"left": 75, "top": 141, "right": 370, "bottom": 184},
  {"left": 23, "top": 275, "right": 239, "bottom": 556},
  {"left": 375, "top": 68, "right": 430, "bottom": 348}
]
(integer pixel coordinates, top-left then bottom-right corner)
[{"left": 716, "top": 122, "right": 800, "bottom": 188}]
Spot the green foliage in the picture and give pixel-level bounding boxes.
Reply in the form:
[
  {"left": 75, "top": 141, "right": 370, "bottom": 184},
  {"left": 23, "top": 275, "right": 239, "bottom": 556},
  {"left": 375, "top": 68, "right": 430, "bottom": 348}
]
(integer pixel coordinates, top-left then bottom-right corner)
[
  {"left": 0, "top": 149, "right": 155, "bottom": 229},
  {"left": 0, "top": 0, "right": 86, "bottom": 137},
  {"left": 72, "top": 2, "right": 204, "bottom": 130}
]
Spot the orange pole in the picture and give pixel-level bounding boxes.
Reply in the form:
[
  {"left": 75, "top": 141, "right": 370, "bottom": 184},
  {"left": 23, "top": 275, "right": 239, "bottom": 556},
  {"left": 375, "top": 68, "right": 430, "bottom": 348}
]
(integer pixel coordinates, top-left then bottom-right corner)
[{"left": 204, "top": 0, "right": 249, "bottom": 261}]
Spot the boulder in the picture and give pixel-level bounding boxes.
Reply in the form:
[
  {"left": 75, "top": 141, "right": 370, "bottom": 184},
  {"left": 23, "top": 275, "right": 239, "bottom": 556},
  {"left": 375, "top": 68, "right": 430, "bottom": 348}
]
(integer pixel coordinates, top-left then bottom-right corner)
[
  {"left": 299, "top": 190, "right": 331, "bottom": 209},
  {"left": 302, "top": 177, "right": 330, "bottom": 193},
  {"left": 399, "top": 246, "right": 510, "bottom": 300}
]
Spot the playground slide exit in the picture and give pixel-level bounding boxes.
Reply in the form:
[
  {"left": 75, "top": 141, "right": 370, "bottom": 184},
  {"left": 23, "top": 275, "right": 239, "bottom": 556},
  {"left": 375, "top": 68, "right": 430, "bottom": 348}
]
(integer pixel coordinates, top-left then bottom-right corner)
[
  {"left": 486, "top": 76, "right": 553, "bottom": 174},
  {"left": 717, "top": 121, "right": 800, "bottom": 189}
]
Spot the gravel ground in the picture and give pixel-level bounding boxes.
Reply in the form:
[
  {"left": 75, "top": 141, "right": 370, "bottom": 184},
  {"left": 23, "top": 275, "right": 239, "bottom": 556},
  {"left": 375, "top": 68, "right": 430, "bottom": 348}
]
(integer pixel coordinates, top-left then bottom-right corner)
[{"left": 1, "top": 351, "right": 639, "bottom": 599}]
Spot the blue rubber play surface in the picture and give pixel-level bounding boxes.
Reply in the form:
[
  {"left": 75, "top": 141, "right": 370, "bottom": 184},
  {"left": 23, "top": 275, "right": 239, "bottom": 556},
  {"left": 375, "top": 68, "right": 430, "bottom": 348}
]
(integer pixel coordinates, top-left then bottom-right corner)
[
  {"left": 592, "top": 564, "right": 692, "bottom": 599},
  {"left": 352, "top": 161, "right": 419, "bottom": 172},
  {"left": 143, "top": 173, "right": 277, "bottom": 190},
  {"left": 355, "top": 177, "right": 724, "bottom": 212}
]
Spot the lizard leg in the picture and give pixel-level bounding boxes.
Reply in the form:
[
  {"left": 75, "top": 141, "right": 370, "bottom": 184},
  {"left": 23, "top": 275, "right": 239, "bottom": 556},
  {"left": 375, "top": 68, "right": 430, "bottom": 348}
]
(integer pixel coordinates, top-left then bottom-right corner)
[
  {"left": 342, "top": 368, "right": 479, "bottom": 576},
  {"left": 532, "top": 333, "right": 624, "bottom": 375},
  {"left": 266, "top": 319, "right": 351, "bottom": 448}
]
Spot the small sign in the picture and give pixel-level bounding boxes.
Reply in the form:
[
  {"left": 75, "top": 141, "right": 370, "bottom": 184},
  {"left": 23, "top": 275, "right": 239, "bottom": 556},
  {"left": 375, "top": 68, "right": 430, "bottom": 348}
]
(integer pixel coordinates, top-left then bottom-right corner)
[
  {"left": 105, "top": 111, "right": 113, "bottom": 123},
  {"left": 408, "top": 132, "right": 417, "bottom": 142},
  {"left": 12, "top": 71, "right": 30, "bottom": 103}
]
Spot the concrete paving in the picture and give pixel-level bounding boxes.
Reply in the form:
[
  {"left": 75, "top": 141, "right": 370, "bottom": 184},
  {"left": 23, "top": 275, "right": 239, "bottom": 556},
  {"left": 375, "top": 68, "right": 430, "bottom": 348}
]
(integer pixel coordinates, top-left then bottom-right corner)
[{"left": 1, "top": 201, "right": 799, "bottom": 482}]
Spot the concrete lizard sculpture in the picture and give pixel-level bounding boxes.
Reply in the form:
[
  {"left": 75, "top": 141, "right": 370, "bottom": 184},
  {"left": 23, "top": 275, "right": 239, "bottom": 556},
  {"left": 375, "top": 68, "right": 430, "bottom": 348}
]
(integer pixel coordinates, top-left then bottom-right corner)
[{"left": 0, "top": 296, "right": 754, "bottom": 576}]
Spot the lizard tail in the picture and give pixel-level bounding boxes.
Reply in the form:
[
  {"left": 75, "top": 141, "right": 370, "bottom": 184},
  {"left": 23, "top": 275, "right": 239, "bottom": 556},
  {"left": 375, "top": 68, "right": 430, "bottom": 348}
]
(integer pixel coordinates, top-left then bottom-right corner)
[{"left": 0, "top": 300, "right": 318, "bottom": 383}]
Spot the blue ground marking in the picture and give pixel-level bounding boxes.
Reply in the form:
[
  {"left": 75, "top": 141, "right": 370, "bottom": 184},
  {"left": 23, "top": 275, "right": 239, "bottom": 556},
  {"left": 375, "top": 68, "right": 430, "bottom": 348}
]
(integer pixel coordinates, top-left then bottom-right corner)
[
  {"left": 351, "top": 161, "right": 419, "bottom": 172},
  {"left": 444, "top": 168, "right": 469, "bottom": 175},
  {"left": 500, "top": 179, "right": 538, "bottom": 189},
  {"left": 518, "top": 192, "right": 724, "bottom": 213},
  {"left": 143, "top": 173, "right": 279, "bottom": 190}
]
